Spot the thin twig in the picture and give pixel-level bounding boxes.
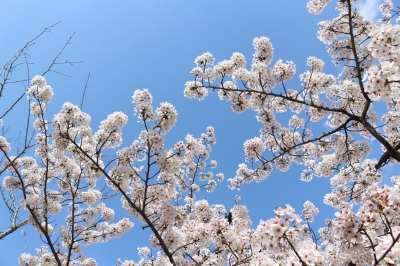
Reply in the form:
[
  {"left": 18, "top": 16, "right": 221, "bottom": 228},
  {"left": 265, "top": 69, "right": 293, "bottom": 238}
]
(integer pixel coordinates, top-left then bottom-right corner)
[{"left": 80, "top": 72, "right": 90, "bottom": 110}]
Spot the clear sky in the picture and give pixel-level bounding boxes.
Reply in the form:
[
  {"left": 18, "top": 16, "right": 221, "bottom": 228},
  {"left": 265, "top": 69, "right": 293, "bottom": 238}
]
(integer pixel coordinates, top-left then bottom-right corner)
[{"left": 0, "top": 0, "right": 383, "bottom": 265}]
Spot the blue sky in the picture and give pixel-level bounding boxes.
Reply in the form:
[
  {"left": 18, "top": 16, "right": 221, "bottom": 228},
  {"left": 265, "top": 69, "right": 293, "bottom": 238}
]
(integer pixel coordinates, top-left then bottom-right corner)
[{"left": 0, "top": 0, "right": 384, "bottom": 265}]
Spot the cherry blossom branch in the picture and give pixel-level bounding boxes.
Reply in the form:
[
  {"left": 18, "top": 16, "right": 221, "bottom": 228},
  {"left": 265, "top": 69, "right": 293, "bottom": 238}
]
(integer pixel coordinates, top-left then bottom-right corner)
[
  {"left": 375, "top": 142, "right": 400, "bottom": 169},
  {"left": 360, "top": 228, "right": 378, "bottom": 264},
  {"left": 355, "top": 116, "right": 400, "bottom": 166},
  {"left": 283, "top": 234, "right": 308, "bottom": 266},
  {"left": 196, "top": 84, "right": 354, "bottom": 117},
  {"left": 64, "top": 135, "right": 178, "bottom": 266},
  {"left": 375, "top": 233, "right": 400, "bottom": 266},
  {"left": 0, "top": 147, "right": 64, "bottom": 266},
  {"left": 345, "top": 0, "right": 371, "bottom": 119}
]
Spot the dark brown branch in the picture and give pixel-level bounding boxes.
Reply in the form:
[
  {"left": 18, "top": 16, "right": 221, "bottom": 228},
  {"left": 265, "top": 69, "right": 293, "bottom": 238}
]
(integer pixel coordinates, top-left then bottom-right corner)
[{"left": 375, "top": 143, "right": 400, "bottom": 169}]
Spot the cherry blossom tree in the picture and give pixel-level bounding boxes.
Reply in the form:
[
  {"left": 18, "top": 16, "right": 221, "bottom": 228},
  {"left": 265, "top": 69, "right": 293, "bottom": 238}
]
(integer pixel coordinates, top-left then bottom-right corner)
[{"left": 2, "top": 0, "right": 400, "bottom": 265}]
